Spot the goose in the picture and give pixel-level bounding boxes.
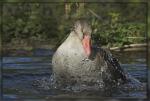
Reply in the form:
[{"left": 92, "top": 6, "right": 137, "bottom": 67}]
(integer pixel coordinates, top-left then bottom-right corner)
[{"left": 52, "top": 20, "right": 128, "bottom": 90}]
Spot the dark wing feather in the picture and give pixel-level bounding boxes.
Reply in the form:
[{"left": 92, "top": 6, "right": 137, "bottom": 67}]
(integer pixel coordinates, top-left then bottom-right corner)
[{"left": 94, "top": 46, "right": 127, "bottom": 83}]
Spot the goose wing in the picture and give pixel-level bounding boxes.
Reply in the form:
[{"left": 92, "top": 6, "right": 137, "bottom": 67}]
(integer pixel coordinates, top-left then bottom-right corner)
[{"left": 91, "top": 46, "right": 127, "bottom": 83}]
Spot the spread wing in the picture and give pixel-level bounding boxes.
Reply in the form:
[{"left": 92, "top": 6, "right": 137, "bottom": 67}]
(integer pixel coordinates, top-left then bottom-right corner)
[
  {"left": 91, "top": 46, "right": 127, "bottom": 83},
  {"left": 100, "top": 47, "right": 127, "bottom": 82}
]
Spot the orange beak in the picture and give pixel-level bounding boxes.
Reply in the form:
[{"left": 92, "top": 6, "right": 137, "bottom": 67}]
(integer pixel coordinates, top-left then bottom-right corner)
[{"left": 82, "top": 34, "right": 91, "bottom": 57}]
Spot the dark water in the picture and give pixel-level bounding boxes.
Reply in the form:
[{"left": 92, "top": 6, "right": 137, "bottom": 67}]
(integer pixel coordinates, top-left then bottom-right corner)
[{"left": 2, "top": 49, "right": 147, "bottom": 100}]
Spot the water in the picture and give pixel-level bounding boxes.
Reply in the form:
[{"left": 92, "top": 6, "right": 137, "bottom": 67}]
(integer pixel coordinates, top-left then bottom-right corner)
[{"left": 1, "top": 49, "right": 147, "bottom": 100}]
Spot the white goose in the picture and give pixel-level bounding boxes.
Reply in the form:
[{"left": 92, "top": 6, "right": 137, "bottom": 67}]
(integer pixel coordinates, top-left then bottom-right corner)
[{"left": 52, "top": 20, "right": 127, "bottom": 89}]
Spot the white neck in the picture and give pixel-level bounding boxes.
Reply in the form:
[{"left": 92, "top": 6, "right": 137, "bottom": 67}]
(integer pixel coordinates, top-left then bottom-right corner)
[{"left": 57, "top": 31, "right": 86, "bottom": 58}]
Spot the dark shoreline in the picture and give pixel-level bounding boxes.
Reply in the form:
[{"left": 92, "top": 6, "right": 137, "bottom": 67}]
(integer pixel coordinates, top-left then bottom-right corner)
[{"left": 1, "top": 43, "right": 148, "bottom": 57}]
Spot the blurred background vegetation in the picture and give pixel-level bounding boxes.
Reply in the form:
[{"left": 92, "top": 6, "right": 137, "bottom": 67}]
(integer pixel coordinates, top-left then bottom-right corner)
[{"left": 0, "top": 0, "right": 148, "bottom": 51}]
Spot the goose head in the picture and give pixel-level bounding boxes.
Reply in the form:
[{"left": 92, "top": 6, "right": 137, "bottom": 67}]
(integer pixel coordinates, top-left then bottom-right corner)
[{"left": 73, "top": 20, "right": 92, "bottom": 57}]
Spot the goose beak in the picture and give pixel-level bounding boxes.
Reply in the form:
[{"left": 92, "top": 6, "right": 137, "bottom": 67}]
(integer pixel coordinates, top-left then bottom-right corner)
[{"left": 82, "top": 34, "right": 91, "bottom": 57}]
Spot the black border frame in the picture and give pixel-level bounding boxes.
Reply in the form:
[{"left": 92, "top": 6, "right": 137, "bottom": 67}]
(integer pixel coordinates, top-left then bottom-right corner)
[{"left": 0, "top": 1, "right": 149, "bottom": 101}]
